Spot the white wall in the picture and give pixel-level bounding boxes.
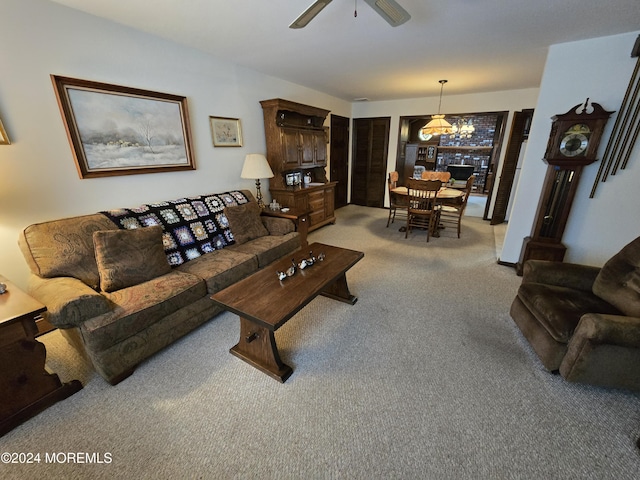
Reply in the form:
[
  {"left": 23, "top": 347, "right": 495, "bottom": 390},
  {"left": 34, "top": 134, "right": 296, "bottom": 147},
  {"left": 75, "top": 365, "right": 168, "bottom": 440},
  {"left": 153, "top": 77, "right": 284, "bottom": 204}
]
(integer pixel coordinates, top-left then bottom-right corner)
[
  {"left": 501, "top": 31, "right": 640, "bottom": 267},
  {"left": 351, "top": 88, "right": 540, "bottom": 210},
  {"left": 0, "top": 0, "right": 351, "bottom": 288}
]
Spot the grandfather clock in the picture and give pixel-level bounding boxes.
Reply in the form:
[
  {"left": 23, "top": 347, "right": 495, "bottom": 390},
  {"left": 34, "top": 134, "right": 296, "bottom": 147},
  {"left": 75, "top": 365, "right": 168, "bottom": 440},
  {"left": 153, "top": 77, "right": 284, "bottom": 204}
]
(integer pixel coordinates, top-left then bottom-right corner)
[{"left": 517, "top": 99, "right": 613, "bottom": 274}]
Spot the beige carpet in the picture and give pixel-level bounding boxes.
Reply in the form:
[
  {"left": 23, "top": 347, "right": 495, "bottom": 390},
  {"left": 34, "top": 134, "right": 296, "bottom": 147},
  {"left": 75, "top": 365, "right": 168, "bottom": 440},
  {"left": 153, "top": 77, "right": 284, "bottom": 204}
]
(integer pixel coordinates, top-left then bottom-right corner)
[{"left": 3, "top": 205, "right": 639, "bottom": 480}]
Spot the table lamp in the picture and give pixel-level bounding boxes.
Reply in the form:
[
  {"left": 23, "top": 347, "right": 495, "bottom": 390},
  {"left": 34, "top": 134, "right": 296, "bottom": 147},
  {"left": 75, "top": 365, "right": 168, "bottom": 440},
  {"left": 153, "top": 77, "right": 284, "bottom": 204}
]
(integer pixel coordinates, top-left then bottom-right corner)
[{"left": 241, "top": 154, "right": 274, "bottom": 208}]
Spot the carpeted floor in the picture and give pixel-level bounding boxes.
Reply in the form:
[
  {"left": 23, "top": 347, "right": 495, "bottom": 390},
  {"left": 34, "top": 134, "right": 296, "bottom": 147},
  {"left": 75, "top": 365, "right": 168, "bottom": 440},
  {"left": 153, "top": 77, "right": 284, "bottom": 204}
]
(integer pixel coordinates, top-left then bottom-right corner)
[{"left": 2, "top": 205, "right": 639, "bottom": 480}]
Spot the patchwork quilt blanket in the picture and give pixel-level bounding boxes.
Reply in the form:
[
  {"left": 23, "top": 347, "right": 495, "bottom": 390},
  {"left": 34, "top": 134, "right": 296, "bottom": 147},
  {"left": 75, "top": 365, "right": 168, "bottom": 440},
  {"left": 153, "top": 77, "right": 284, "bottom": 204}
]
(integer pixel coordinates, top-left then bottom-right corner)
[{"left": 102, "top": 191, "right": 250, "bottom": 267}]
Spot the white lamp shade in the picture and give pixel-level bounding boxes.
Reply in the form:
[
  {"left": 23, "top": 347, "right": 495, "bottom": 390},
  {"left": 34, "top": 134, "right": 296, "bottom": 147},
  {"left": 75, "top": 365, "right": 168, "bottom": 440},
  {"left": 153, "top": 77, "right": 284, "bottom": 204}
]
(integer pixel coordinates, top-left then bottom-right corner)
[
  {"left": 421, "top": 115, "right": 454, "bottom": 136},
  {"left": 241, "top": 154, "right": 274, "bottom": 179}
]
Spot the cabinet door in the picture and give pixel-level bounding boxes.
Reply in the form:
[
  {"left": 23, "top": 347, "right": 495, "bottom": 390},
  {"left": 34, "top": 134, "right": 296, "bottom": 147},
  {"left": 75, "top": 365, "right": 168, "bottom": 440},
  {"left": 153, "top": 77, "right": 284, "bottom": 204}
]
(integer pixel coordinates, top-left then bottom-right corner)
[
  {"left": 313, "top": 130, "right": 327, "bottom": 166},
  {"left": 281, "top": 128, "right": 301, "bottom": 169},
  {"left": 299, "top": 130, "right": 317, "bottom": 166}
]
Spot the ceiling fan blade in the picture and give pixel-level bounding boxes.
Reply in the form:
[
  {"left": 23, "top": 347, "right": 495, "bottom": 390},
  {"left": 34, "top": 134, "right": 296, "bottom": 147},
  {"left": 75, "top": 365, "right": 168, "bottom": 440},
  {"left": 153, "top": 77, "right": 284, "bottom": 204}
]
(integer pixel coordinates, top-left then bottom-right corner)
[
  {"left": 289, "top": 0, "right": 334, "bottom": 29},
  {"left": 363, "top": 0, "right": 411, "bottom": 27}
]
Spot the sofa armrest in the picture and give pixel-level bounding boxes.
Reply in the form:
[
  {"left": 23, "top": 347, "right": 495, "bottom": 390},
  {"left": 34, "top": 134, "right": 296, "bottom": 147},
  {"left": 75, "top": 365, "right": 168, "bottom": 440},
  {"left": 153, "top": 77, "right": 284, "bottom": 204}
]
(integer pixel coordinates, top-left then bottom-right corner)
[
  {"left": 27, "top": 275, "right": 111, "bottom": 329},
  {"left": 522, "top": 260, "right": 601, "bottom": 292},
  {"left": 560, "top": 313, "right": 640, "bottom": 390},
  {"left": 571, "top": 313, "right": 640, "bottom": 348}
]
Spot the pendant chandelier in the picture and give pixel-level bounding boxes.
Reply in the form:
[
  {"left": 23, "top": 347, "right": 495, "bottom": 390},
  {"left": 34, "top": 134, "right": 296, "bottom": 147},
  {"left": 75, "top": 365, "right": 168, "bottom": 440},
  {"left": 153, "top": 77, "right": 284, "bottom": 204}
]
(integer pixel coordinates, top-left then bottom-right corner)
[
  {"left": 421, "top": 80, "right": 453, "bottom": 136},
  {"left": 452, "top": 118, "right": 475, "bottom": 138}
]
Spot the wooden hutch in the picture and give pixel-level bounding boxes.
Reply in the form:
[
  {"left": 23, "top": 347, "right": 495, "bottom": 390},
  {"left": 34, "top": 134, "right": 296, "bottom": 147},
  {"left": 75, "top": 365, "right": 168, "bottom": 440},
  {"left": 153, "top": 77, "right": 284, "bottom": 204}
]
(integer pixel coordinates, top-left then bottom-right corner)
[{"left": 260, "top": 98, "right": 336, "bottom": 231}]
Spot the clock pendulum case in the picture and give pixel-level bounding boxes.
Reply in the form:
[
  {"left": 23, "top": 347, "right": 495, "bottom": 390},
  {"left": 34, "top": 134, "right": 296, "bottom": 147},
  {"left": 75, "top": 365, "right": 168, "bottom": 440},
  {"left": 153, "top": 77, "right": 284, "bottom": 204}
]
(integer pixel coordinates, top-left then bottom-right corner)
[{"left": 517, "top": 99, "right": 614, "bottom": 275}]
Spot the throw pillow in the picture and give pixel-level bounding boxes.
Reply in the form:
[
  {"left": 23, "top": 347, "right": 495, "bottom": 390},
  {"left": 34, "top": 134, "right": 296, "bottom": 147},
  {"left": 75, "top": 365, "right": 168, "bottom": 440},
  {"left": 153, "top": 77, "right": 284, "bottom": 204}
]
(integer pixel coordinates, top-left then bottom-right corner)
[
  {"left": 93, "top": 225, "right": 171, "bottom": 292},
  {"left": 224, "top": 202, "right": 269, "bottom": 245}
]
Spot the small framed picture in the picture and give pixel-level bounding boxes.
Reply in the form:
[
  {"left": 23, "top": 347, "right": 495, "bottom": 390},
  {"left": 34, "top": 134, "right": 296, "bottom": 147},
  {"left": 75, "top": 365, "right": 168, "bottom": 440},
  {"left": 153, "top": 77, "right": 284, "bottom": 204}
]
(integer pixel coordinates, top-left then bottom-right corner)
[
  {"left": 0, "top": 118, "right": 9, "bottom": 145},
  {"left": 210, "top": 116, "right": 243, "bottom": 147}
]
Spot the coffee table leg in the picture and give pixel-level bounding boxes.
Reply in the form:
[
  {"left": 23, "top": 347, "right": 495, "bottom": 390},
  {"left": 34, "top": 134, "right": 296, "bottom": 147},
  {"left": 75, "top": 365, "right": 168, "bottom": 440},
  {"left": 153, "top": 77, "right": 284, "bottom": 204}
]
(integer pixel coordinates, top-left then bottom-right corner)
[
  {"left": 320, "top": 273, "right": 358, "bottom": 305},
  {"left": 229, "top": 317, "right": 293, "bottom": 383}
]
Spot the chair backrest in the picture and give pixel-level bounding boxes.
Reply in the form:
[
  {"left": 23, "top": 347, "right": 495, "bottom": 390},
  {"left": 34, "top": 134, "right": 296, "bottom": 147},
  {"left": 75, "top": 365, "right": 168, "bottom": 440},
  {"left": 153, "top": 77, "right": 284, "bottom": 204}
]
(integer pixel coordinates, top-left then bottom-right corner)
[
  {"left": 406, "top": 178, "right": 442, "bottom": 211},
  {"left": 389, "top": 171, "right": 399, "bottom": 189},
  {"left": 421, "top": 171, "right": 451, "bottom": 183},
  {"left": 413, "top": 165, "right": 426, "bottom": 179},
  {"left": 458, "top": 175, "right": 476, "bottom": 212}
]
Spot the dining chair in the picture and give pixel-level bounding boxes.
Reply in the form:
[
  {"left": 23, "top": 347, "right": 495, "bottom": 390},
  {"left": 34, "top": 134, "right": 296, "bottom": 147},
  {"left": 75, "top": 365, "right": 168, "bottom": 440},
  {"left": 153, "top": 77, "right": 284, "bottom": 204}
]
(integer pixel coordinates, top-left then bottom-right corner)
[
  {"left": 439, "top": 175, "right": 475, "bottom": 238},
  {"left": 405, "top": 178, "right": 442, "bottom": 242},
  {"left": 387, "top": 171, "right": 408, "bottom": 227},
  {"left": 421, "top": 170, "right": 451, "bottom": 183}
]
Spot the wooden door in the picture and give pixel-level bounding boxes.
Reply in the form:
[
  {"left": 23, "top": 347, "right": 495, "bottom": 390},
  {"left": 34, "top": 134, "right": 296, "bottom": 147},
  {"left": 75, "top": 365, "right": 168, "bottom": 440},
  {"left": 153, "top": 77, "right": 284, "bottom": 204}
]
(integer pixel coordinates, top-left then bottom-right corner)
[
  {"left": 351, "top": 117, "right": 390, "bottom": 207},
  {"left": 330, "top": 114, "right": 350, "bottom": 209},
  {"left": 490, "top": 109, "right": 534, "bottom": 225}
]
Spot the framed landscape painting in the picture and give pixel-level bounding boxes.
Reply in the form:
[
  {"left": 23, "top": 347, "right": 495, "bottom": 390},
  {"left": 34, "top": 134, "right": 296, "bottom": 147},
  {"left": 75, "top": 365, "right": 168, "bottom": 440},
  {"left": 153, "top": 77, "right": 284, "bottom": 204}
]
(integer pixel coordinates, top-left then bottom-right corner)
[
  {"left": 51, "top": 75, "right": 195, "bottom": 178},
  {"left": 209, "top": 116, "right": 243, "bottom": 147}
]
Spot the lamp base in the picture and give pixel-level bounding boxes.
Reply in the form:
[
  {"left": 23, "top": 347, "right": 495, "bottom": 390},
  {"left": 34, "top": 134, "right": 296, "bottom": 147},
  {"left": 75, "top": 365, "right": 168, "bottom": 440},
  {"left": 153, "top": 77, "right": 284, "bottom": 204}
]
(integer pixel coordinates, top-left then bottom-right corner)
[{"left": 255, "top": 179, "right": 266, "bottom": 209}]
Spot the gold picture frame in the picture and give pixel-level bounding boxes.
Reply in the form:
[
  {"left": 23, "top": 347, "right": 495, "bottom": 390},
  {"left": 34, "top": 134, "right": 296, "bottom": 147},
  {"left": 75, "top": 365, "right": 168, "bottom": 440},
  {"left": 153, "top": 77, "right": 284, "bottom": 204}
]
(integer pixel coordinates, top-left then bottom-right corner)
[
  {"left": 51, "top": 75, "right": 196, "bottom": 179},
  {"left": 0, "top": 118, "right": 9, "bottom": 145},
  {"left": 209, "top": 116, "right": 243, "bottom": 147}
]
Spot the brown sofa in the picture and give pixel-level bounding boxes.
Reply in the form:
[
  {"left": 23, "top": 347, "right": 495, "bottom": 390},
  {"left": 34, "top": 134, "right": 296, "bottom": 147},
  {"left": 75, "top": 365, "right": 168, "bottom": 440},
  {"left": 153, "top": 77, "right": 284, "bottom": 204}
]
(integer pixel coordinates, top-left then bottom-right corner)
[
  {"left": 18, "top": 190, "right": 301, "bottom": 385},
  {"left": 510, "top": 236, "right": 640, "bottom": 391}
]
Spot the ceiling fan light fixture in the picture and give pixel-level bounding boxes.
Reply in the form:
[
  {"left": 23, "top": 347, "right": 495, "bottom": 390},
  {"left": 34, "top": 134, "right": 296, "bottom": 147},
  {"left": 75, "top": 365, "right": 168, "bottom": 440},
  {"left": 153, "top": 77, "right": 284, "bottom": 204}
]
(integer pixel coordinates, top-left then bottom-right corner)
[
  {"left": 290, "top": 0, "right": 333, "bottom": 29},
  {"left": 363, "top": 0, "right": 411, "bottom": 26}
]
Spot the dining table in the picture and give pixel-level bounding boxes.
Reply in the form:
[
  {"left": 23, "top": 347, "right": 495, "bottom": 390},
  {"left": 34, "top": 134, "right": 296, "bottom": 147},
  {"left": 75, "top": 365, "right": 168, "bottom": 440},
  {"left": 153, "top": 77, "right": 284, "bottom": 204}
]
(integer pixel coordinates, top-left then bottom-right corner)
[
  {"left": 390, "top": 185, "right": 464, "bottom": 235},
  {"left": 390, "top": 185, "right": 464, "bottom": 200}
]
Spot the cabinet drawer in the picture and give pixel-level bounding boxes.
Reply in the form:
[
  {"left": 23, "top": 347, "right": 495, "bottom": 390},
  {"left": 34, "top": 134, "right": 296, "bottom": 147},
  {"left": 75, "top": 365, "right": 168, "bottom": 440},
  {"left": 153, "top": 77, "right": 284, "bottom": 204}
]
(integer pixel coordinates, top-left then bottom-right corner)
[
  {"left": 309, "top": 197, "right": 324, "bottom": 211},
  {"left": 308, "top": 191, "right": 324, "bottom": 210},
  {"left": 309, "top": 210, "right": 326, "bottom": 225}
]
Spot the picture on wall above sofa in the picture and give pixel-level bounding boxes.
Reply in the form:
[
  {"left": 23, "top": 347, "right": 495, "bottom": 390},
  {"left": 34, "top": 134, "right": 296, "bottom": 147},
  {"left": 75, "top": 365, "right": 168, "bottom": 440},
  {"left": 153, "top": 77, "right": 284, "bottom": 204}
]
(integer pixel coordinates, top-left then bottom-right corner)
[{"left": 50, "top": 75, "right": 196, "bottom": 179}]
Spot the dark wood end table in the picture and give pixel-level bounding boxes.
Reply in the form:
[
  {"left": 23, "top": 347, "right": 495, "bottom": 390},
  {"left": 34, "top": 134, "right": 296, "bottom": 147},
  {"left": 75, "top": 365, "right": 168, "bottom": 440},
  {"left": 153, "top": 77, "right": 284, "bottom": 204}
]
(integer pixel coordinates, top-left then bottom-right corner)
[
  {"left": 211, "top": 242, "right": 363, "bottom": 382},
  {"left": 0, "top": 275, "right": 82, "bottom": 437}
]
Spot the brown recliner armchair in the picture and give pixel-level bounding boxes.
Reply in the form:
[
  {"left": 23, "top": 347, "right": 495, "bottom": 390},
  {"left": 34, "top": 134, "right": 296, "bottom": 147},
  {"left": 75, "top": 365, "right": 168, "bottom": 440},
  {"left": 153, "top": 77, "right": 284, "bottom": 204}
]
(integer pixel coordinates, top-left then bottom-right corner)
[{"left": 510, "top": 236, "right": 640, "bottom": 391}]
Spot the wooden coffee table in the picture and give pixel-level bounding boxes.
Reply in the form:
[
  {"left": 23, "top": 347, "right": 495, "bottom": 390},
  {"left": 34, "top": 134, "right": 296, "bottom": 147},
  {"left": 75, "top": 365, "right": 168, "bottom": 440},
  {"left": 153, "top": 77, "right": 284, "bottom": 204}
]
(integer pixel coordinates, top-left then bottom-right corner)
[{"left": 211, "top": 242, "right": 363, "bottom": 382}]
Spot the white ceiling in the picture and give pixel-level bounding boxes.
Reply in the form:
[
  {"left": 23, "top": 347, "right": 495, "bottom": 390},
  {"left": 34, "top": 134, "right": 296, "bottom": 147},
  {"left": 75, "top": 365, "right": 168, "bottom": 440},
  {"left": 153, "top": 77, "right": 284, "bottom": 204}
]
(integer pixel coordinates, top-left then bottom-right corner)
[{"left": 49, "top": 0, "right": 640, "bottom": 101}]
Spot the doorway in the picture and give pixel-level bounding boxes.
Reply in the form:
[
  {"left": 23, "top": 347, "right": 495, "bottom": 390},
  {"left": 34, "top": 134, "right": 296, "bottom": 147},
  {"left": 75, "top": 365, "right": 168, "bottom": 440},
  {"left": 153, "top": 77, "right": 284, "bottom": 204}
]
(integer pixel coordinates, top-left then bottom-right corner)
[{"left": 396, "top": 112, "right": 507, "bottom": 219}]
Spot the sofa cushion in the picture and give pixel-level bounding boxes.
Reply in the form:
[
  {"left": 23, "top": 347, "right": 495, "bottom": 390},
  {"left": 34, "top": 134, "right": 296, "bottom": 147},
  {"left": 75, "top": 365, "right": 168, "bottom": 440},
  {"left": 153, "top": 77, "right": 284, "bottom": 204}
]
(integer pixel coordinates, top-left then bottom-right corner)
[
  {"left": 80, "top": 270, "right": 206, "bottom": 351},
  {"left": 176, "top": 248, "right": 258, "bottom": 293},
  {"left": 593, "top": 236, "right": 640, "bottom": 318},
  {"left": 229, "top": 232, "right": 300, "bottom": 268},
  {"left": 18, "top": 213, "right": 118, "bottom": 289},
  {"left": 224, "top": 202, "right": 269, "bottom": 245},
  {"left": 261, "top": 216, "right": 296, "bottom": 236},
  {"left": 517, "top": 283, "right": 621, "bottom": 343},
  {"left": 94, "top": 226, "right": 171, "bottom": 292}
]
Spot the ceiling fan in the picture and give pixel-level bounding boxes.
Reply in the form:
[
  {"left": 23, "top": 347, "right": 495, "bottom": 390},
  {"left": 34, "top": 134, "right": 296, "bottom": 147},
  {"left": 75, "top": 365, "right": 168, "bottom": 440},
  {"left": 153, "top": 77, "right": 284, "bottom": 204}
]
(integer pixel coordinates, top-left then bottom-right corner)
[{"left": 290, "top": 0, "right": 411, "bottom": 29}]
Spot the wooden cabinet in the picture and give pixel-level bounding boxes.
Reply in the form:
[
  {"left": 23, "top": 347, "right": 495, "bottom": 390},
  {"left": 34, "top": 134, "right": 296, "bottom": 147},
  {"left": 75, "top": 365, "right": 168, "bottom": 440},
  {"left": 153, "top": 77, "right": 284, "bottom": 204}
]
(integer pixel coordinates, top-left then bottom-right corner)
[
  {"left": 281, "top": 127, "right": 326, "bottom": 168},
  {"left": 260, "top": 98, "right": 330, "bottom": 190},
  {"left": 261, "top": 98, "right": 335, "bottom": 233},
  {"left": 270, "top": 182, "right": 337, "bottom": 232}
]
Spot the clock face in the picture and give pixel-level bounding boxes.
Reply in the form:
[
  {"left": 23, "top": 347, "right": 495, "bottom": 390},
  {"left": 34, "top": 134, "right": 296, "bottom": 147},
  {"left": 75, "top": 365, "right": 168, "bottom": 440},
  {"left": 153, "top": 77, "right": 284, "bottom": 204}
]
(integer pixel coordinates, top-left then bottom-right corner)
[{"left": 559, "top": 124, "right": 590, "bottom": 157}]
